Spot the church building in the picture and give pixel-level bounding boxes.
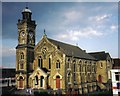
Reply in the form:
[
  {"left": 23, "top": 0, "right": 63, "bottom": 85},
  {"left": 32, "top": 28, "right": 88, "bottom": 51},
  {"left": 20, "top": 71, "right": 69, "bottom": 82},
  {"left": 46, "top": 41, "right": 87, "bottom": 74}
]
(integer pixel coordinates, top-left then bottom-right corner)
[{"left": 16, "top": 7, "right": 97, "bottom": 94}]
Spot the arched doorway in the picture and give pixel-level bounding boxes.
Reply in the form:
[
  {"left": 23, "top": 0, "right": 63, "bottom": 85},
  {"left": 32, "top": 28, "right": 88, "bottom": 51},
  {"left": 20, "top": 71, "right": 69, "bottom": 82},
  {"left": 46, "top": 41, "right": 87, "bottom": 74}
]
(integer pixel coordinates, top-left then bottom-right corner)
[
  {"left": 98, "top": 75, "right": 102, "bottom": 83},
  {"left": 19, "top": 76, "right": 24, "bottom": 89},
  {"left": 56, "top": 76, "right": 60, "bottom": 89}
]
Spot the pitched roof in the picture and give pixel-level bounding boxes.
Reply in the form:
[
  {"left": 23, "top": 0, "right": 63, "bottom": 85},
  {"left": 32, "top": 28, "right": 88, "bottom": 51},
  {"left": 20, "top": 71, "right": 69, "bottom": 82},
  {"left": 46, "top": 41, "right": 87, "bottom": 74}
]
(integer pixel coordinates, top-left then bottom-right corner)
[
  {"left": 88, "top": 51, "right": 111, "bottom": 60},
  {"left": 47, "top": 38, "right": 96, "bottom": 60},
  {"left": 113, "top": 58, "right": 120, "bottom": 69}
]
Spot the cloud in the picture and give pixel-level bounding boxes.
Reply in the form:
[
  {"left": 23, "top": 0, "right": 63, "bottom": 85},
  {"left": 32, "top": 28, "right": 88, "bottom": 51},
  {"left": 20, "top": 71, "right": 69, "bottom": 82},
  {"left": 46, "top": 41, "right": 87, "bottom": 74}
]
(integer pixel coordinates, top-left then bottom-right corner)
[
  {"left": 63, "top": 10, "right": 82, "bottom": 22},
  {"left": 55, "top": 27, "right": 103, "bottom": 42},
  {"left": 2, "top": 46, "right": 16, "bottom": 57},
  {"left": 89, "top": 14, "right": 112, "bottom": 22},
  {"left": 110, "top": 25, "right": 118, "bottom": 30}
]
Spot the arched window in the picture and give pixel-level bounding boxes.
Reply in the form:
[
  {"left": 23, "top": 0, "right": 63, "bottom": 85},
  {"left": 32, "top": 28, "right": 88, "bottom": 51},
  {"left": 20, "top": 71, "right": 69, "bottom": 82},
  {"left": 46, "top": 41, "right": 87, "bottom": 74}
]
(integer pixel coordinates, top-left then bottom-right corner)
[
  {"left": 49, "top": 58, "right": 51, "bottom": 69},
  {"left": 67, "top": 73, "right": 71, "bottom": 83},
  {"left": 100, "top": 62, "right": 103, "bottom": 68},
  {"left": 73, "top": 63, "right": 76, "bottom": 81},
  {"left": 40, "top": 76, "right": 44, "bottom": 87},
  {"left": 35, "top": 75, "right": 38, "bottom": 85},
  {"left": 38, "top": 56, "right": 43, "bottom": 68},
  {"left": 79, "top": 60, "right": 82, "bottom": 72},
  {"left": 56, "top": 60, "right": 60, "bottom": 69},
  {"left": 73, "top": 64, "right": 76, "bottom": 72},
  {"left": 20, "top": 52, "right": 24, "bottom": 59},
  {"left": 67, "top": 59, "right": 70, "bottom": 69}
]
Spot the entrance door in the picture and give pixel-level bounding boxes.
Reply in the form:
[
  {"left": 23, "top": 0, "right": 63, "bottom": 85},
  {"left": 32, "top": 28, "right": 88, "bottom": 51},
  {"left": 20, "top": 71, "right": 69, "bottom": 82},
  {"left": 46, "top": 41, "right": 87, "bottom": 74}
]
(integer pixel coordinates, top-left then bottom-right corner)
[
  {"left": 19, "top": 76, "right": 23, "bottom": 89},
  {"left": 56, "top": 76, "right": 60, "bottom": 89},
  {"left": 98, "top": 75, "right": 102, "bottom": 83}
]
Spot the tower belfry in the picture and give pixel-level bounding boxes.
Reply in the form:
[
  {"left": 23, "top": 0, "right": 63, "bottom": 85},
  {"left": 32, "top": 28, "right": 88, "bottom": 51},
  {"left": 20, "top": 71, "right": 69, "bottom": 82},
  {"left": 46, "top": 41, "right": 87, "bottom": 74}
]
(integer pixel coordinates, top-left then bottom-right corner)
[
  {"left": 16, "top": 7, "right": 36, "bottom": 89},
  {"left": 22, "top": 7, "right": 32, "bottom": 21}
]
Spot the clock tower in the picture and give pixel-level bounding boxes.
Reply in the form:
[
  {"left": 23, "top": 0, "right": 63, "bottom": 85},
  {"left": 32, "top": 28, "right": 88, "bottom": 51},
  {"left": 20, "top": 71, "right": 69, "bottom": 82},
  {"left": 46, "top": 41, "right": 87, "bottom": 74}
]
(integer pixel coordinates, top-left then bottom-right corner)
[{"left": 16, "top": 7, "right": 36, "bottom": 89}]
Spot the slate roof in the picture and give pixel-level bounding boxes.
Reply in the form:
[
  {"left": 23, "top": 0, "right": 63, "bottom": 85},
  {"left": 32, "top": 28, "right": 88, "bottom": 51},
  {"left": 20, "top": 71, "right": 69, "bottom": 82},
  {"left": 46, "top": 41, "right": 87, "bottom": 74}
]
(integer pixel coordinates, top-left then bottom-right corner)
[
  {"left": 41, "top": 67, "right": 50, "bottom": 73},
  {"left": 47, "top": 38, "right": 96, "bottom": 60},
  {"left": 113, "top": 58, "right": 120, "bottom": 69},
  {"left": 88, "top": 51, "right": 111, "bottom": 60}
]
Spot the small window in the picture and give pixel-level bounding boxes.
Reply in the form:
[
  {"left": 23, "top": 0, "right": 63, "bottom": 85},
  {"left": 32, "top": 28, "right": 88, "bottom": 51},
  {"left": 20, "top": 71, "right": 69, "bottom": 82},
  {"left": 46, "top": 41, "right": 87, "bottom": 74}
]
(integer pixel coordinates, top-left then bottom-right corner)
[
  {"left": 100, "top": 62, "right": 103, "bottom": 68},
  {"left": 56, "top": 60, "right": 60, "bottom": 69},
  {"left": 115, "top": 74, "right": 120, "bottom": 81},
  {"left": 20, "top": 52, "right": 24, "bottom": 59},
  {"left": 20, "top": 63, "right": 24, "bottom": 69}
]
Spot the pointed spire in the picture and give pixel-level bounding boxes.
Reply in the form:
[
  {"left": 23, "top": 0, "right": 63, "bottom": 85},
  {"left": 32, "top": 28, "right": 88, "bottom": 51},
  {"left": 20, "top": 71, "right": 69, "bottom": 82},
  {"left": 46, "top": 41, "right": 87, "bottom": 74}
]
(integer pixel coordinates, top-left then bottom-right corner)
[{"left": 44, "top": 29, "right": 47, "bottom": 37}]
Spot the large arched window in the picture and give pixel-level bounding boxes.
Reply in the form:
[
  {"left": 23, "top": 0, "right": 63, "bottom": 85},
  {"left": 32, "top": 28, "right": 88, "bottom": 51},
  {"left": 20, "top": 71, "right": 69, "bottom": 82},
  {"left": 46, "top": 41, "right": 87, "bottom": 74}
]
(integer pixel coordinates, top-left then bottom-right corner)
[
  {"left": 20, "top": 52, "right": 24, "bottom": 60},
  {"left": 38, "top": 56, "right": 43, "bottom": 68},
  {"left": 56, "top": 60, "right": 60, "bottom": 69}
]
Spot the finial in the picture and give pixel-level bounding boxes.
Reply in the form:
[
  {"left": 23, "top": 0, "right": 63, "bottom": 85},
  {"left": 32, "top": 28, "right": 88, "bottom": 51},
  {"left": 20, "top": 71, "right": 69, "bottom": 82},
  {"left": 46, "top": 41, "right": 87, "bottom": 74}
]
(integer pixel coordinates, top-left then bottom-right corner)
[{"left": 44, "top": 29, "right": 47, "bottom": 37}]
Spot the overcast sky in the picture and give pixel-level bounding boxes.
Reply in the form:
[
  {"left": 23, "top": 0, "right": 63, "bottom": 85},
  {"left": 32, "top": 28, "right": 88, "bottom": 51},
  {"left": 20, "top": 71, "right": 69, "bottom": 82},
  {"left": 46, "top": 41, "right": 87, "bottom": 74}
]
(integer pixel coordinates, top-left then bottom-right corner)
[{"left": 1, "top": 2, "right": 119, "bottom": 68}]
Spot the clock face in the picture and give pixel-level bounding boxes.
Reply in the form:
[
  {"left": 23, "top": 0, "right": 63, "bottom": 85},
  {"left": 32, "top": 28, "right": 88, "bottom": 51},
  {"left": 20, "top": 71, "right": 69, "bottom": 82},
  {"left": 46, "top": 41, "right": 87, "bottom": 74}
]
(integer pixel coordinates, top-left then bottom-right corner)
[{"left": 22, "top": 32, "right": 25, "bottom": 37}]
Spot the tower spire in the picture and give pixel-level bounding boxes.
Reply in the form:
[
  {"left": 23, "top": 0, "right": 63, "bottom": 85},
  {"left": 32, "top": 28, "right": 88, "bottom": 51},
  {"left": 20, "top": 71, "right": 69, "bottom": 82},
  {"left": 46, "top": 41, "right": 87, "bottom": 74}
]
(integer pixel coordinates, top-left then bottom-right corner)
[{"left": 44, "top": 29, "right": 47, "bottom": 37}]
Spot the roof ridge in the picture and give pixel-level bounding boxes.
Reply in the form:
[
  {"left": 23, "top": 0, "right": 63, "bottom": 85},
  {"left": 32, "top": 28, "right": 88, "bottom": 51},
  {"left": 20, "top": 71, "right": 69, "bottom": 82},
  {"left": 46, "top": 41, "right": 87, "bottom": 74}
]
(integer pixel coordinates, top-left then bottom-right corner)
[
  {"left": 89, "top": 51, "right": 105, "bottom": 54},
  {"left": 47, "top": 37, "right": 96, "bottom": 60},
  {"left": 47, "top": 38, "right": 80, "bottom": 49}
]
